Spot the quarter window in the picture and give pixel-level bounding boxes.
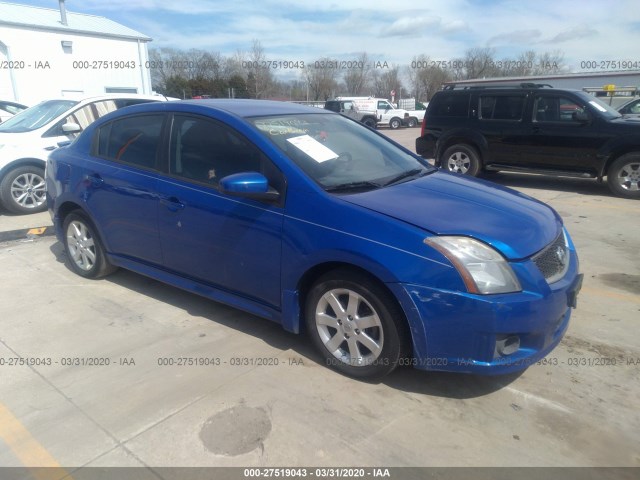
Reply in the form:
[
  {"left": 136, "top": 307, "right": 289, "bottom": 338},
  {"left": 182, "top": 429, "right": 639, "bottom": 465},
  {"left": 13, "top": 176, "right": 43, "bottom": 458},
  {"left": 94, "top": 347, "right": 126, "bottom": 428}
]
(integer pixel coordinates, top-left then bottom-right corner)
[
  {"left": 479, "top": 96, "right": 525, "bottom": 120},
  {"left": 431, "top": 94, "right": 469, "bottom": 117},
  {"left": 96, "top": 114, "right": 164, "bottom": 169}
]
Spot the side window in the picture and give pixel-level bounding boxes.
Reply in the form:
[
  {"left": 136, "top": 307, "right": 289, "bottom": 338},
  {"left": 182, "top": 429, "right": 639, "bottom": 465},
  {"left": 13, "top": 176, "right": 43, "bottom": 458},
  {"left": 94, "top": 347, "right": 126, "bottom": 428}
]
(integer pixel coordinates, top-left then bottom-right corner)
[
  {"left": 377, "top": 101, "right": 389, "bottom": 109},
  {"left": 431, "top": 94, "right": 469, "bottom": 117},
  {"left": 96, "top": 114, "right": 164, "bottom": 169},
  {"left": 169, "top": 115, "right": 263, "bottom": 185},
  {"left": 45, "top": 101, "right": 119, "bottom": 138},
  {"left": 534, "top": 96, "right": 586, "bottom": 123},
  {"left": 479, "top": 95, "right": 525, "bottom": 120}
]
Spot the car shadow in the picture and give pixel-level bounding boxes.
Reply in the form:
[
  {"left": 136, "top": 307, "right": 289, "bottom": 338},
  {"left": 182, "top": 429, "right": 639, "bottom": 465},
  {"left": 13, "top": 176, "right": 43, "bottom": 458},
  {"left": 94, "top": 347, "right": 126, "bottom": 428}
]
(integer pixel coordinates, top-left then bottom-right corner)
[
  {"left": 49, "top": 241, "right": 524, "bottom": 399},
  {"left": 477, "top": 171, "right": 612, "bottom": 197}
]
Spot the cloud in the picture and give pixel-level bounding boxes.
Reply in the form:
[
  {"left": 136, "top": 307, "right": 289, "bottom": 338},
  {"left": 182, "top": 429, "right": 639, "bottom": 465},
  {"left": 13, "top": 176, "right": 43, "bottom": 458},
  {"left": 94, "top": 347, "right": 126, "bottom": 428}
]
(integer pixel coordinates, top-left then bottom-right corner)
[
  {"left": 547, "top": 25, "right": 598, "bottom": 43},
  {"left": 381, "top": 16, "right": 441, "bottom": 38},
  {"left": 488, "top": 30, "right": 542, "bottom": 46}
]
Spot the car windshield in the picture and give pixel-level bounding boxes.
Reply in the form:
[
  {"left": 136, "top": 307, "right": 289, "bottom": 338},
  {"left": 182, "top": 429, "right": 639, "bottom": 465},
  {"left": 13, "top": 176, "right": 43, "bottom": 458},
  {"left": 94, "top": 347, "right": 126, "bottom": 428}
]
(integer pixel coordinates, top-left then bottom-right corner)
[
  {"left": 0, "top": 100, "right": 78, "bottom": 133},
  {"left": 249, "top": 113, "right": 434, "bottom": 191},
  {"left": 576, "top": 92, "right": 621, "bottom": 119}
]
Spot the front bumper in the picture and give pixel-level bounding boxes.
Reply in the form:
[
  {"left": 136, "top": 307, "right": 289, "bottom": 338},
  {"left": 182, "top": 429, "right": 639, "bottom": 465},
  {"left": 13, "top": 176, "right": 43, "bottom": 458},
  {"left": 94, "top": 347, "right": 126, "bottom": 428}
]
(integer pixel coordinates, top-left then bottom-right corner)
[{"left": 390, "top": 253, "right": 582, "bottom": 375}]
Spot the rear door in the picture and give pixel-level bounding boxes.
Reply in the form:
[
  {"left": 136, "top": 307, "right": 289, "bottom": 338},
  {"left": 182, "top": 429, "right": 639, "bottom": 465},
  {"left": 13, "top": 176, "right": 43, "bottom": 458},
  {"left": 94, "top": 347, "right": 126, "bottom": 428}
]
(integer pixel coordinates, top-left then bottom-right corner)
[
  {"left": 477, "top": 93, "right": 528, "bottom": 165},
  {"left": 81, "top": 113, "right": 166, "bottom": 265}
]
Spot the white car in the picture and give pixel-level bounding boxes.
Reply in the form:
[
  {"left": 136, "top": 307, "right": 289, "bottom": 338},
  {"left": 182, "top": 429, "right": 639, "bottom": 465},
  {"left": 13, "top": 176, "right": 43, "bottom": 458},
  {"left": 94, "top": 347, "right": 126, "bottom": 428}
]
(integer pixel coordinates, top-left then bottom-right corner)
[
  {"left": 0, "top": 100, "right": 28, "bottom": 124},
  {"left": 0, "top": 94, "right": 167, "bottom": 214}
]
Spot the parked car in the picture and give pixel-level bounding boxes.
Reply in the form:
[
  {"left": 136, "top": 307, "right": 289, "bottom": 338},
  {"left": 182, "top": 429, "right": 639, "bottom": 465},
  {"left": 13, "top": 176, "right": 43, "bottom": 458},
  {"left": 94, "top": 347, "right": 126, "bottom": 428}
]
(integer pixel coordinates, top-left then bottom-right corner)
[
  {"left": 0, "top": 94, "right": 167, "bottom": 214},
  {"left": 47, "top": 99, "right": 582, "bottom": 379},
  {"left": 416, "top": 83, "right": 640, "bottom": 199},
  {"left": 618, "top": 97, "right": 640, "bottom": 116},
  {"left": 0, "top": 100, "right": 28, "bottom": 124}
]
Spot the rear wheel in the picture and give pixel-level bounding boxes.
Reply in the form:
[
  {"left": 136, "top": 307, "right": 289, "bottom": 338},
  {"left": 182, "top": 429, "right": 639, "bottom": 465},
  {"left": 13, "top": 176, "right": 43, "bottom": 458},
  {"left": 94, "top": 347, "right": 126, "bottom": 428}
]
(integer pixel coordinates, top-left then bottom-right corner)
[
  {"left": 305, "top": 270, "right": 407, "bottom": 379},
  {"left": 362, "top": 117, "right": 377, "bottom": 128},
  {"left": 607, "top": 153, "right": 640, "bottom": 198},
  {"left": 407, "top": 117, "right": 418, "bottom": 128},
  {"left": 0, "top": 165, "right": 47, "bottom": 214},
  {"left": 63, "top": 211, "right": 116, "bottom": 278},
  {"left": 389, "top": 117, "right": 402, "bottom": 129},
  {"left": 440, "top": 144, "right": 481, "bottom": 176}
]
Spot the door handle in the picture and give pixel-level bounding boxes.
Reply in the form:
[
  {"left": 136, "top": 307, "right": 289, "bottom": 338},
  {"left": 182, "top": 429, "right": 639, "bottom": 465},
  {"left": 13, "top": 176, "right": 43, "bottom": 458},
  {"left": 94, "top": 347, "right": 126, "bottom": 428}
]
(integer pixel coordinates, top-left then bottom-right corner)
[
  {"left": 160, "top": 196, "right": 185, "bottom": 211},
  {"left": 532, "top": 126, "right": 541, "bottom": 133},
  {"left": 85, "top": 173, "right": 104, "bottom": 187}
]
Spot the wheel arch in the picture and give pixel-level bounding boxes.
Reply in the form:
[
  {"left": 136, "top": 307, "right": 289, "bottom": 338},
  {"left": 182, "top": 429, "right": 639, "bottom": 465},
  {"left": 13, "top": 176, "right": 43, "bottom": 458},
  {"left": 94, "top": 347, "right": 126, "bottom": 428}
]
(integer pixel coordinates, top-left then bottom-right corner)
[
  {"left": 601, "top": 146, "right": 640, "bottom": 179},
  {"left": 435, "top": 132, "right": 487, "bottom": 167},
  {"left": 0, "top": 158, "right": 46, "bottom": 180},
  {"left": 55, "top": 201, "right": 112, "bottom": 254},
  {"left": 293, "top": 261, "right": 413, "bottom": 354}
]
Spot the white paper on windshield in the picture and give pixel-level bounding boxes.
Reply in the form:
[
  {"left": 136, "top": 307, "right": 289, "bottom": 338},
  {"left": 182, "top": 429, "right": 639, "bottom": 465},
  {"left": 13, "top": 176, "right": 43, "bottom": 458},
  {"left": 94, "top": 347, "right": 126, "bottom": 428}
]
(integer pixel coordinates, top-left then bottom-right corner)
[
  {"left": 286, "top": 135, "right": 338, "bottom": 163},
  {"left": 589, "top": 101, "right": 608, "bottom": 112}
]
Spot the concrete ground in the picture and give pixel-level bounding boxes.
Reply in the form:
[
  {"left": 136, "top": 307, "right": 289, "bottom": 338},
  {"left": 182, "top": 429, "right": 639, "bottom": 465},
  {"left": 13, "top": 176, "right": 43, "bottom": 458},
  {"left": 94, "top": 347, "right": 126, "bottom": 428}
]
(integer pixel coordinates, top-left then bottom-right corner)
[{"left": 0, "top": 128, "right": 638, "bottom": 475}]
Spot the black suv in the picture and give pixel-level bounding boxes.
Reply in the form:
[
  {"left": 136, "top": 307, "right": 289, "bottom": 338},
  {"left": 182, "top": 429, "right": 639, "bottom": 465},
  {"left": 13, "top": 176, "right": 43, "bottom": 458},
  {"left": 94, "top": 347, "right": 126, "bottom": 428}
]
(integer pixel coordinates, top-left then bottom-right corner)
[{"left": 415, "top": 83, "right": 640, "bottom": 198}]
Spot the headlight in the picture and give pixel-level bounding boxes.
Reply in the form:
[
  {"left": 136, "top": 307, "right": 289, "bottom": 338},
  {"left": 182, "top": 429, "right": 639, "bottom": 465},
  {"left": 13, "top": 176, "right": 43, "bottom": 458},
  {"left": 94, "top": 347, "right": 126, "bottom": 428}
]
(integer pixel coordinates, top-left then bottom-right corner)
[{"left": 425, "top": 236, "right": 522, "bottom": 294}]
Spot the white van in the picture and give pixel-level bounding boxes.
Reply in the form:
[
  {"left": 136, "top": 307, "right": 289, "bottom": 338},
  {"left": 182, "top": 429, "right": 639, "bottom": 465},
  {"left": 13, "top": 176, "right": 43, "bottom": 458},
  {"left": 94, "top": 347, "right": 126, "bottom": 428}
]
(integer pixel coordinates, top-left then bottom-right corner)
[{"left": 0, "top": 94, "right": 167, "bottom": 214}]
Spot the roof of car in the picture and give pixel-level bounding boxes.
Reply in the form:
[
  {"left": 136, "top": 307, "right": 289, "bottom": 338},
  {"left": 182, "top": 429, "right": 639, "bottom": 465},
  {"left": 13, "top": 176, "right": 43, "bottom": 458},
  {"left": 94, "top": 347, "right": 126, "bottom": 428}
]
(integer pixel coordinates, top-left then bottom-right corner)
[
  {"left": 111, "top": 99, "right": 332, "bottom": 119},
  {"left": 178, "top": 99, "right": 331, "bottom": 117}
]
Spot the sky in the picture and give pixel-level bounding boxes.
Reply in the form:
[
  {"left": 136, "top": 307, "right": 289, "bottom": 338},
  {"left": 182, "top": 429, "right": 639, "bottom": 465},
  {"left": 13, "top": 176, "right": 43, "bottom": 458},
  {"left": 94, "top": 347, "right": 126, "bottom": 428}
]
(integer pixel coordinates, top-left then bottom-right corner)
[{"left": 10, "top": 0, "right": 640, "bottom": 75}]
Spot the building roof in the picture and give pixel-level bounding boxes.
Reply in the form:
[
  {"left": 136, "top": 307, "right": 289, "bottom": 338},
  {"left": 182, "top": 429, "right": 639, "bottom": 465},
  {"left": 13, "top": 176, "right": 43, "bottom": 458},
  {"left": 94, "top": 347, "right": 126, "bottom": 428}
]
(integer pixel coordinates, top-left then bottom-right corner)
[{"left": 0, "top": 2, "right": 151, "bottom": 41}]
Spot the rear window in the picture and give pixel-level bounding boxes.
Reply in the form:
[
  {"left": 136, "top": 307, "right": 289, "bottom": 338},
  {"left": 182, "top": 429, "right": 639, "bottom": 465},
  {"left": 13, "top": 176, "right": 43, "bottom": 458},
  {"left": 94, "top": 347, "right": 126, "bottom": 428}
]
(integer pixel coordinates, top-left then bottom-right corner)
[
  {"left": 479, "top": 95, "right": 525, "bottom": 120},
  {"left": 430, "top": 94, "right": 469, "bottom": 117}
]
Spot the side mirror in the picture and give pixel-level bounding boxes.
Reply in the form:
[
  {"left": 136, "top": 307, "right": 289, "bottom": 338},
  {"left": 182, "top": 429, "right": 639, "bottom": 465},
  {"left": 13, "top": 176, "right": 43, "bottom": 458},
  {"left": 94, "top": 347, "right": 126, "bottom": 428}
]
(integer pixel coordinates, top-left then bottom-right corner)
[
  {"left": 62, "top": 122, "right": 81, "bottom": 133},
  {"left": 219, "top": 172, "right": 280, "bottom": 202},
  {"left": 572, "top": 111, "right": 590, "bottom": 123}
]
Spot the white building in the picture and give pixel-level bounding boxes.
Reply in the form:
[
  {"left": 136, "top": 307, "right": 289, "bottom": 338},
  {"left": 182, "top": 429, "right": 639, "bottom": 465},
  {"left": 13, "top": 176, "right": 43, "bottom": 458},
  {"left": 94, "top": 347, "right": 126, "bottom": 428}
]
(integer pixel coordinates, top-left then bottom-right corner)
[{"left": 0, "top": 1, "right": 153, "bottom": 105}]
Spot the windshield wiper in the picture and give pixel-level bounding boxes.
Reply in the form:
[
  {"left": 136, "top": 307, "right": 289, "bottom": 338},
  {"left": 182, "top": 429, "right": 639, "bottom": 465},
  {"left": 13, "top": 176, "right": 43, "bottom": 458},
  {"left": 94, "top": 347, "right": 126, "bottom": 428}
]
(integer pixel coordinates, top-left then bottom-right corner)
[
  {"left": 383, "top": 168, "right": 429, "bottom": 186},
  {"left": 324, "top": 180, "right": 382, "bottom": 192}
]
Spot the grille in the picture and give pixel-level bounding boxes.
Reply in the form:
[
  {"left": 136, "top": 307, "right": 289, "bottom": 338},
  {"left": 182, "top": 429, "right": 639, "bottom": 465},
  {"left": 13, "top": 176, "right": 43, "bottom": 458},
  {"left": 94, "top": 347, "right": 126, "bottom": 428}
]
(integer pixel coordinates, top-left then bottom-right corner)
[{"left": 532, "top": 232, "right": 570, "bottom": 283}]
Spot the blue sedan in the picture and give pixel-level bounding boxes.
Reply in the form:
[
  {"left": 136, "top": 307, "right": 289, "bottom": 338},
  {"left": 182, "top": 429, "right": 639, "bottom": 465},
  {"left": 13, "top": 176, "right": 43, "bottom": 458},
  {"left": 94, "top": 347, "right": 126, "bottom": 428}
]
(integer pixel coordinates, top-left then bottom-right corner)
[{"left": 46, "top": 100, "right": 583, "bottom": 378}]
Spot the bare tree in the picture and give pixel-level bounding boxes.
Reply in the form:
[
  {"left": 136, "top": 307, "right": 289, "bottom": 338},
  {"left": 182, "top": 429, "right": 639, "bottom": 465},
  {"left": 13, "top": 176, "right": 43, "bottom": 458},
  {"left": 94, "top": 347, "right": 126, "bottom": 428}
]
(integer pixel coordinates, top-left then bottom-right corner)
[
  {"left": 305, "top": 57, "right": 340, "bottom": 101},
  {"left": 342, "top": 53, "right": 372, "bottom": 96},
  {"left": 373, "top": 65, "right": 403, "bottom": 100},
  {"left": 243, "top": 40, "right": 275, "bottom": 98}
]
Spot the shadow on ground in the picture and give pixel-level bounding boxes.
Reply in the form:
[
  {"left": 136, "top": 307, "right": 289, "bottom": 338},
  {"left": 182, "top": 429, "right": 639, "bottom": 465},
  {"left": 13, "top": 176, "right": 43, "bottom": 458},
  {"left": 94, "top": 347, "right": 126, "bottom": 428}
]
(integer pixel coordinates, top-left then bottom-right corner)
[{"left": 49, "top": 241, "right": 524, "bottom": 401}]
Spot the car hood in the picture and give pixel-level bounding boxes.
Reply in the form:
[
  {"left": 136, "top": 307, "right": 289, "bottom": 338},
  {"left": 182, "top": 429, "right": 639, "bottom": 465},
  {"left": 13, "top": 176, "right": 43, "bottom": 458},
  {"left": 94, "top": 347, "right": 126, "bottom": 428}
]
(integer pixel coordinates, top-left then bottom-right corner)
[{"left": 340, "top": 172, "right": 562, "bottom": 260}]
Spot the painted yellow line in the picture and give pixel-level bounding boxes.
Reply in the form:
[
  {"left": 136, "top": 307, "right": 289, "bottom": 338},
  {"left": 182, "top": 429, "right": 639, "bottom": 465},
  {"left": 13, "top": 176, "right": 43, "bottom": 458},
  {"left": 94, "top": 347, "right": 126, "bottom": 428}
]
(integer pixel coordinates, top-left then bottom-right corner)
[
  {"left": 0, "top": 403, "right": 72, "bottom": 480},
  {"left": 27, "top": 227, "right": 47, "bottom": 235},
  {"left": 582, "top": 286, "right": 640, "bottom": 305}
]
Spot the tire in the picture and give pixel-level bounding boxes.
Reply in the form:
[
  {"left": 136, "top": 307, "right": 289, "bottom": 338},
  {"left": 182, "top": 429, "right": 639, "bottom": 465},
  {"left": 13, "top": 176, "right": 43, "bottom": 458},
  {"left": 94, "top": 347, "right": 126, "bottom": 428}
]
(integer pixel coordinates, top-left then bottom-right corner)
[
  {"left": 63, "top": 211, "right": 116, "bottom": 279},
  {"left": 407, "top": 117, "right": 418, "bottom": 128},
  {"left": 305, "top": 269, "right": 408, "bottom": 379},
  {"left": 440, "top": 144, "right": 481, "bottom": 176},
  {"left": 362, "top": 117, "right": 377, "bottom": 128},
  {"left": 389, "top": 117, "right": 402, "bottom": 129},
  {"left": 0, "top": 165, "right": 47, "bottom": 214},
  {"left": 607, "top": 153, "right": 640, "bottom": 199}
]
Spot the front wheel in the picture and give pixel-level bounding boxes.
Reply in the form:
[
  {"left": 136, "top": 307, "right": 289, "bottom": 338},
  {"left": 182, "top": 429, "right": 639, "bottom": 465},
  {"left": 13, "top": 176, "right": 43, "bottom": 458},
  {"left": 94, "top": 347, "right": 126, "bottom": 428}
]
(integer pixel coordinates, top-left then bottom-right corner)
[
  {"left": 607, "top": 153, "right": 640, "bottom": 198},
  {"left": 0, "top": 165, "right": 47, "bottom": 214},
  {"left": 440, "top": 144, "right": 481, "bottom": 176},
  {"left": 305, "top": 270, "right": 407, "bottom": 379},
  {"left": 63, "top": 211, "right": 116, "bottom": 278}
]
